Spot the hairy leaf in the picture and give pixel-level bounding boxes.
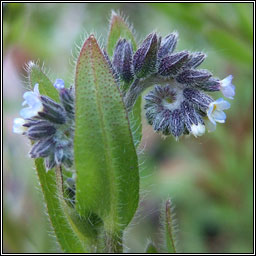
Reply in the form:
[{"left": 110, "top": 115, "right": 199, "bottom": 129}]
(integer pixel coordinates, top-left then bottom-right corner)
[
  {"left": 34, "top": 159, "right": 87, "bottom": 252},
  {"left": 28, "top": 66, "right": 93, "bottom": 252},
  {"left": 107, "top": 11, "right": 136, "bottom": 57},
  {"left": 27, "top": 61, "right": 59, "bottom": 102},
  {"left": 74, "top": 35, "right": 139, "bottom": 233}
]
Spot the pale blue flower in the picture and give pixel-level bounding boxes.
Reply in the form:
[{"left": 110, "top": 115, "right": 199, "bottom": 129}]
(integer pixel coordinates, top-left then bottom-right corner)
[
  {"left": 13, "top": 118, "right": 27, "bottom": 134},
  {"left": 20, "top": 83, "right": 43, "bottom": 119},
  {"left": 219, "top": 75, "right": 235, "bottom": 99},
  {"left": 191, "top": 123, "right": 205, "bottom": 137},
  {"left": 206, "top": 98, "right": 230, "bottom": 132},
  {"left": 54, "top": 79, "right": 65, "bottom": 90}
]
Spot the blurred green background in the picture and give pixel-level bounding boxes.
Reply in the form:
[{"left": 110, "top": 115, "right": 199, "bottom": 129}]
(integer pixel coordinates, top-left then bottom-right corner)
[{"left": 3, "top": 3, "right": 253, "bottom": 253}]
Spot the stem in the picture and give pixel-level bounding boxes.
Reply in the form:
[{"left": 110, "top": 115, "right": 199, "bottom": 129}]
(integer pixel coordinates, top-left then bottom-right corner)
[
  {"left": 105, "top": 231, "right": 123, "bottom": 253},
  {"left": 165, "top": 199, "right": 176, "bottom": 253},
  {"left": 124, "top": 75, "right": 174, "bottom": 111},
  {"left": 55, "top": 165, "right": 64, "bottom": 198}
]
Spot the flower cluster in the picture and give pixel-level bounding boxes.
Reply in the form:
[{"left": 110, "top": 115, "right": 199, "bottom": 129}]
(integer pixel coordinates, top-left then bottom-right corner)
[
  {"left": 13, "top": 80, "right": 74, "bottom": 171},
  {"left": 111, "top": 32, "right": 235, "bottom": 139}
]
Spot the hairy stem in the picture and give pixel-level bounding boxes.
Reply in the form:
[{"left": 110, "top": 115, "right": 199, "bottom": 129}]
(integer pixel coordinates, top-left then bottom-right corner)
[
  {"left": 105, "top": 231, "right": 123, "bottom": 253},
  {"left": 124, "top": 75, "right": 175, "bottom": 111},
  {"left": 55, "top": 165, "right": 64, "bottom": 197},
  {"left": 166, "top": 199, "right": 176, "bottom": 253}
]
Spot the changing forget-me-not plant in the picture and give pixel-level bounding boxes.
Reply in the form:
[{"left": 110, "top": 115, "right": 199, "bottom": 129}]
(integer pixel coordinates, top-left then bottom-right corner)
[{"left": 12, "top": 12, "right": 235, "bottom": 253}]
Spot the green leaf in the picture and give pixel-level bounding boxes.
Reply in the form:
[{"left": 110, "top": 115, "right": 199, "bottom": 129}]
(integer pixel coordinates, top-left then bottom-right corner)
[
  {"left": 145, "top": 241, "right": 158, "bottom": 253},
  {"left": 27, "top": 61, "right": 59, "bottom": 102},
  {"left": 74, "top": 35, "right": 139, "bottom": 234},
  {"left": 28, "top": 66, "right": 95, "bottom": 252},
  {"left": 107, "top": 11, "right": 142, "bottom": 145},
  {"left": 107, "top": 11, "right": 136, "bottom": 57},
  {"left": 34, "top": 159, "right": 87, "bottom": 252}
]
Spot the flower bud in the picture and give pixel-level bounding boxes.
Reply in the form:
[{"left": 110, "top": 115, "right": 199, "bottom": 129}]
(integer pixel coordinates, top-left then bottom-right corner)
[
  {"left": 170, "top": 109, "right": 184, "bottom": 139},
  {"left": 39, "top": 96, "right": 66, "bottom": 124},
  {"left": 158, "top": 51, "right": 189, "bottom": 77},
  {"left": 29, "top": 137, "right": 55, "bottom": 158},
  {"left": 26, "top": 122, "right": 56, "bottom": 140},
  {"left": 54, "top": 79, "right": 65, "bottom": 90},
  {"left": 183, "top": 88, "right": 213, "bottom": 110},
  {"left": 158, "top": 32, "right": 178, "bottom": 60},
  {"left": 185, "top": 52, "right": 206, "bottom": 69},
  {"left": 59, "top": 87, "right": 75, "bottom": 116},
  {"left": 176, "top": 69, "right": 212, "bottom": 85},
  {"left": 133, "top": 33, "right": 158, "bottom": 78},
  {"left": 45, "top": 155, "right": 56, "bottom": 171},
  {"left": 112, "top": 39, "right": 134, "bottom": 85},
  {"left": 197, "top": 77, "right": 221, "bottom": 92},
  {"left": 153, "top": 109, "right": 172, "bottom": 135},
  {"left": 181, "top": 101, "right": 205, "bottom": 137}
]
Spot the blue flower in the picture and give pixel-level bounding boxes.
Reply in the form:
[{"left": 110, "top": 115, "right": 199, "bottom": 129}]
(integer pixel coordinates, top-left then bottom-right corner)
[
  {"left": 219, "top": 75, "right": 235, "bottom": 99},
  {"left": 206, "top": 98, "right": 230, "bottom": 132},
  {"left": 20, "top": 83, "right": 43, "bottom": 119},
  {"left": 54, "top": 79, "right": 65, "bottom": 90},
  {"left": 13, "top": 118, "right": 27, "bottom": 134}
]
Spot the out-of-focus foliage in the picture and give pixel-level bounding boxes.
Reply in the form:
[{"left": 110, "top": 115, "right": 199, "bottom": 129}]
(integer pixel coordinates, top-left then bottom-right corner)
[{"left": 3, "top": 3, "right": 253, "bottom": 253}]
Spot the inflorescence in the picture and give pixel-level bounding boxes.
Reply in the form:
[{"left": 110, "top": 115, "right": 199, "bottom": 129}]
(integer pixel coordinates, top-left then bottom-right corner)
[
  {"left": 13, "top": 31, "right": 235, "bottom": 170},
  {"left": 13, "top": 79, "right": 74, "bottom": 171},
  {"left": 110, "top": 32, "right": 235, "bottom": 139}
]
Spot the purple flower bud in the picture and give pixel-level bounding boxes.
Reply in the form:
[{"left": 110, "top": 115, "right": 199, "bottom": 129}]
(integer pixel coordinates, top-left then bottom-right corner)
[
  {"left": 158, "top": 32, "right": 178, "bottom": 60},
  {"left": 133, "top": 33, "right": 158, "bottom": 78},
  {"left": 181, "top": 101, "right": 205, "bottom": 137},
  {"left": 158, "top": 51, "right": 189, "bottom": 77},
  {"left": 26, "top": 122, "right": 56, "bottom": 140},
  {"left": 112, "top": 39, "right": 134, "bottom": 85},
  {"left": 183, "top": 88, "right": 213, "bottom": 110},
  {"left": 30, "top": 137, "right": 55, "bottom": 158},
  {"left": 153, "top": 109, "right": 172, "bottom": 135},
  {"left": 59, "top": 87, "right": 74, "bottom": 116},
  {"left": 170, "top": 109, "right": 184, "bottom": 139},
  {"left": 39, "top": 96, "right": 66, "bottom": 124},
  {"left": 176, "top": 69, "right": 212, "bottom": 85},
  {"left": 44, "top": 155, "right": 56, "bottom": 171},
  {"left": 197, "top": 77, "right": 221, "bottom": 92},
  {"left": 185, "top": 52, "right": 206, "bottom": 69},
  {"left": 55, "top": 148, "right": 64, "bottom": 165}
]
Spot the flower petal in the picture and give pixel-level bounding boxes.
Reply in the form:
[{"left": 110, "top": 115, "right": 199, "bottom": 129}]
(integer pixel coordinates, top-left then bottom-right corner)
[
  {"left": 13, "top": 118, "right": 27, "bottom": 134},
  {"left": 215, "top": 98, "right": 231, "bottom": 110},
  {"left": 220, "top": 84, "right": 235, "bottom": 99},
  {"left": 33, "top": 83, "right": 40, "bottom": 95},
  {"left": 205, "top": 118, "right": 216, "bottom": 132},
  {"left": 207, "top": 104, "right": 216, "bottom": 125},
  {"left": 191, "top": 123, "right": 205, "bottom": 137},
  {"left": 212, "top": 110, "right": 226, "bottom": 123},
  {"left": 221, "top": 75, "right": 233, "bottom": 87}
]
